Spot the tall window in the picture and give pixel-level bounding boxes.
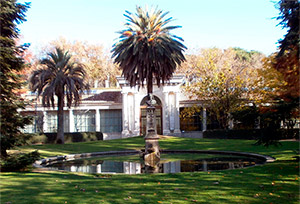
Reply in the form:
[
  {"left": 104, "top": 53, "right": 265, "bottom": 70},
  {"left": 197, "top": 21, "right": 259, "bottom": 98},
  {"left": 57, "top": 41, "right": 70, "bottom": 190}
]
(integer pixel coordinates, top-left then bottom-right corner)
[
  {"left": 21, "top": 112, "right": 43, "bottom": 133},
  {"left": 180, "top": 107, "right": 203, "bottom": 131},
  {"left": 74, "top": 110, "right": 96, "bottom": 132},
  {"left": 46, "top": 111, "right": 69, "bottom": 133},
  {"left": 100, "top": 109, "right": 122, "bottom": 133}
]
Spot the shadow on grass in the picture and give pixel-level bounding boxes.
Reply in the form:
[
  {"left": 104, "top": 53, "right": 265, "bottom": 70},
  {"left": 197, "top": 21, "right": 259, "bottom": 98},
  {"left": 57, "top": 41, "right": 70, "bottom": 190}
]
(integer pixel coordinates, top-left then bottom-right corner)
[{"left": 6, "top": 137, "right": 298, "bottom": 203}]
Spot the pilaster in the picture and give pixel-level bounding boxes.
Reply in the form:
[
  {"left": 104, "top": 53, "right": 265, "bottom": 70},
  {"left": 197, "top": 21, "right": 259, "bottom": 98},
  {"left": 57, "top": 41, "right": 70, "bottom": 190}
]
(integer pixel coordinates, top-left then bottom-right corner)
[{"left": 69, "top": 109, "right": 75, "bottom": 132}]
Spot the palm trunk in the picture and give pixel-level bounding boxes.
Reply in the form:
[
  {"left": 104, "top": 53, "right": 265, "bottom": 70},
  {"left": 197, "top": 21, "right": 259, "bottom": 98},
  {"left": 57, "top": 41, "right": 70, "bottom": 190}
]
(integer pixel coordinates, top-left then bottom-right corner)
[
  {"left": 57, "top": 95, "right": 65, "bottom": 144},
  {"left": 147, "top": 74, "right": 153, "bottom": 96}
]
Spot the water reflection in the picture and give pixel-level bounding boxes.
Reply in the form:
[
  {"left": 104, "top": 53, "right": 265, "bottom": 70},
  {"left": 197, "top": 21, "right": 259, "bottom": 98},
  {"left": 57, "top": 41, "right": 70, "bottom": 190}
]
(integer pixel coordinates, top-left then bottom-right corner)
[{"left": 45, "top": 155, "right": 264, "bottom": 174}]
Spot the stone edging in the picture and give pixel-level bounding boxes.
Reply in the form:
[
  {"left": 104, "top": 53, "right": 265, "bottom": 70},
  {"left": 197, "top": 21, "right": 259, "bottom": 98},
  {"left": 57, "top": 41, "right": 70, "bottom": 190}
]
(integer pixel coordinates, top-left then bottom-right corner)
[
  {"left": 34, "top": 149, "right": 275, "bottom": 168},
  {"left": 34, "top": 150, "right": 141, "bottom": 168},
  {"left": 161, "top": 150, "right": 276, "bottom": 163}
]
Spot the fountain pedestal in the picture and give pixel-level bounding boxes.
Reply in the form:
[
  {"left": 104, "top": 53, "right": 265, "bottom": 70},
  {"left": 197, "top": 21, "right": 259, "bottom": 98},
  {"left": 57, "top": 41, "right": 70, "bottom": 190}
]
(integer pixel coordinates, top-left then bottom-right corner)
[{"left": 143, "top": 101, "right": 160, "bottom": 167}]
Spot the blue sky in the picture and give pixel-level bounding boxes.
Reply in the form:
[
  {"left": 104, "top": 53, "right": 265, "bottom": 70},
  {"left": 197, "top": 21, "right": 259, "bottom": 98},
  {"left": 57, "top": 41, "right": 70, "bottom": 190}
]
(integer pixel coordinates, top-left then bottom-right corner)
[{"left": 17, "top": 0, "right": 286, "bottom": 55}]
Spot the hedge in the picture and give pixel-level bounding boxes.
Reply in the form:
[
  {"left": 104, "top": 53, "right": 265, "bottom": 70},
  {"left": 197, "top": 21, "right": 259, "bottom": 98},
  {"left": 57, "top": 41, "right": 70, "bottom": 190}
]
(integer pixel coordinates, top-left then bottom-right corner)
[
  {"left": 26, "top": 132, "right": 103, "bottom": 144},
  {"left": 203, "top": 129, "right": 299, "bottom": 140}
]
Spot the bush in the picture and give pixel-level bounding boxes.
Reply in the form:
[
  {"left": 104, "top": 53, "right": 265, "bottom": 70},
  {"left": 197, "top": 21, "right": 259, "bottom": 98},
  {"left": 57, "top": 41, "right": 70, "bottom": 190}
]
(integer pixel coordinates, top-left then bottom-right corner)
[
  {"left": 203, "top": 129, "right": 299, "bottom": 143},
  {"left": 254, "top": 128, "right": 299, "bottom": 147},
  {"left": 26, "top": 133, "right": 48, "bottom": 144},
  {"left": 203, "top": 129, "right": 258, "bottom": 140},
  {"left": 25, "top": 132, "right": 103, "bottom": 144},
  {"left": 0, "top": 150, "right": 40, "bottom": 172}
]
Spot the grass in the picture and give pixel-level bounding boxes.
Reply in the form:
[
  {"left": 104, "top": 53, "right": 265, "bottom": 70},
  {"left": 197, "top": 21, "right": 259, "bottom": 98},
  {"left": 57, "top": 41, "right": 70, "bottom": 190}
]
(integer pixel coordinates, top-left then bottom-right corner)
[{"left": 1, "top": 136, "right": 299, "bottom": 204}]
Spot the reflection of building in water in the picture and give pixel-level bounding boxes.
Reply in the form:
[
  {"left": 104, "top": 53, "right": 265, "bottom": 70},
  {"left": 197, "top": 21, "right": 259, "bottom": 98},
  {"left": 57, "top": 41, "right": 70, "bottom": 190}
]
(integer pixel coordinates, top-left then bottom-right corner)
[
  {"left": 50, "top": 161, "right": 141, "bottom": 174},
  {"left": 123, "top": 162, "right": 141, "bottom": 174},
  {"left": 163, "top": 161, "right": 181, "bottom": 173},
  {"left": 45, "top": 157, "right": 260, "bottom": 174}
]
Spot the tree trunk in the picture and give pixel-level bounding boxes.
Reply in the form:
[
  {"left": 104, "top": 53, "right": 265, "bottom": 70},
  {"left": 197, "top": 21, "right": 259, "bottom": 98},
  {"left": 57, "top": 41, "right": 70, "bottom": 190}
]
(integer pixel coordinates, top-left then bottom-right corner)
[
  {"left": 1, "top": 148, "right": 8, "bottom": 159},
  {"left": 57, "top": 95, "right": 65, "bottom": 144},
  {"left": 147, "top": 74, "right": 153, "bottom": 96}
]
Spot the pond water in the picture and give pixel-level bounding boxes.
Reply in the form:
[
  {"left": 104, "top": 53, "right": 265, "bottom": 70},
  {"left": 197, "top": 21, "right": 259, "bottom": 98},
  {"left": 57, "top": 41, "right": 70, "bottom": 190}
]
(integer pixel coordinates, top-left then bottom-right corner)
[{"left": 44, "top": 153, "right": 265, "bottom": 174}]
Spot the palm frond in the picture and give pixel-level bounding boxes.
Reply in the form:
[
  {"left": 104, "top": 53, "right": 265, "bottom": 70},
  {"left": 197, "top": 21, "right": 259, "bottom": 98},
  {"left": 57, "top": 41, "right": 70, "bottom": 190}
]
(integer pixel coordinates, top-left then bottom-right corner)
[
  {"left": 112, "top": 6, "right": 186, "bottom": 94},
  {"left": 29, "top": 47, "right": 88, "bottom": 108}
]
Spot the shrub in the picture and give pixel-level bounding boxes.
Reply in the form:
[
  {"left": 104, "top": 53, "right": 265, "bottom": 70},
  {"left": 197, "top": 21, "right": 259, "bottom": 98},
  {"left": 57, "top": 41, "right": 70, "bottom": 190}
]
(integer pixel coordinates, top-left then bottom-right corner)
[
  {"left": 26, "top": 133, "right": 48, "bottom": 144},
  {"left": 203, "top": 129, "right": 299, "bottom": 145},
  {"left": 0, "top": 150, "right": 40, "bottom": 172},
  {"left": 25, "top": 132, "right": 103, "bottom": 144}
]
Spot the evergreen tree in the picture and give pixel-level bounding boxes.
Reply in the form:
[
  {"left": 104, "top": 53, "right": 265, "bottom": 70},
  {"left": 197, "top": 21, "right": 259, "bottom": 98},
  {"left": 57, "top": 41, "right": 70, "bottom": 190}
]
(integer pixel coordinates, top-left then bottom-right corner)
[{"left": 0, "top": 0, "right": 31, "bottom": 158}]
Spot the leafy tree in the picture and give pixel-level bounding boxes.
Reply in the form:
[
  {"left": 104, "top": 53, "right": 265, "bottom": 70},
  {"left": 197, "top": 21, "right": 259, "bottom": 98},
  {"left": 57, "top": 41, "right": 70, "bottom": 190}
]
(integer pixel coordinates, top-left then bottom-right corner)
[
  {"left": 34, "top": 37, "right": 120, "bottom": 88},
  {"left": 183, "top": 48, "right": 264, "bottom": 129},
  {"left": 0, "top": 0, "right": 32, "bottom": 158},
  {"left": 111, "top": 6, "right": 186, "bottom": 96},
  {"left": 253, "top": 54, "right": 287, "bottom": 102},
  {"left": 29, "top": 48, "right": 88, "bottom": 144}
]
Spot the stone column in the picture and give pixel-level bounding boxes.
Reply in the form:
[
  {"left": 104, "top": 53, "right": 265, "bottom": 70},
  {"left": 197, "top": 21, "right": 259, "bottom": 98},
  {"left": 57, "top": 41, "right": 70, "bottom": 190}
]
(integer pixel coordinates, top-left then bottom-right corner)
[
  {"left": 95, "top": 109, "right": 100, "bottom": 132},
  {"left": 174, "top": 91, "right": 181, "bottom": 134},
  {"left": 169, "top": 92, "right": 175, "bottom": 131},
  {"left": 163, "top": 91, "right": 170, "bottom": 135},
  {"left": 133, "top": 93, "right": 140, "bottom": 135},
  {"left": 128, "top": 93, "right": 134, "bottom": 133},
  {"left": 69, "top": 109, "right": 75, "bottom": 132},
  {"left": 122, "top": 92, "right": 129, "bottom": 137}
]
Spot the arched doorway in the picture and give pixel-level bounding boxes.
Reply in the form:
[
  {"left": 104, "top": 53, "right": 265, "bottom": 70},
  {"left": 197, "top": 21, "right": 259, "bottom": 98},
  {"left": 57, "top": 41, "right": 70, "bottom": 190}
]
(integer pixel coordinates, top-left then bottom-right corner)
[{"left": 140, "top": 95, "right": 162, "bottom": 135}]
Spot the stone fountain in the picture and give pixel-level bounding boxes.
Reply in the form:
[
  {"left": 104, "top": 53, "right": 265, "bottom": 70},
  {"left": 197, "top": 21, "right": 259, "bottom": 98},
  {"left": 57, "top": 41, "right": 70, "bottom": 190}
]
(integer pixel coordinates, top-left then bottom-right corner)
[{"left": 142, "top": 94, "right": 161, "bottom": 172}]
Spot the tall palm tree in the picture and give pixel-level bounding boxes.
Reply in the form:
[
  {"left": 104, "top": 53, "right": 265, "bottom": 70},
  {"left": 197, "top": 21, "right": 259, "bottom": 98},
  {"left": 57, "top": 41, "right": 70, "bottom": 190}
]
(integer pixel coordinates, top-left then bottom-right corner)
[
  {"left": 29, "top": 47, "right": 88, "bottom": 144},
  {"left": 111, "top": 6, "right": 186, "bottom": 97},
  {"left": 112, "top": 6, "right": 186, "bottom": 162}
]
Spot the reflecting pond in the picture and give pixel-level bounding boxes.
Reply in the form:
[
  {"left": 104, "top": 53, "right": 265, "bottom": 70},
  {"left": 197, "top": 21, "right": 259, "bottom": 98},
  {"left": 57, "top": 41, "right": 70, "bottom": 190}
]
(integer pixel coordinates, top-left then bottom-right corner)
[{"left": 44, "top": 153, "right": 265, "bottom": 174}]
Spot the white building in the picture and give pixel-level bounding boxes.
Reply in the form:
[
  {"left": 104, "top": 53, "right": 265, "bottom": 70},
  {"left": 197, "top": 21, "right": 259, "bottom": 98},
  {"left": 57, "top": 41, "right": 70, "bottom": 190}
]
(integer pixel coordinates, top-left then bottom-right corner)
[{"left": 21, "top": 75, "right": 209, "bottom": 139}]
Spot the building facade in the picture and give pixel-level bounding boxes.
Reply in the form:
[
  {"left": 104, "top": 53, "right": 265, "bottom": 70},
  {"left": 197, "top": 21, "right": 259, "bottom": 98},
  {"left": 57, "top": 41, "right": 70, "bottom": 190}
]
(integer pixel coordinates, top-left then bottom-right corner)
[{"left": 21, "top": 76, "right": 208, "bottom": 139}]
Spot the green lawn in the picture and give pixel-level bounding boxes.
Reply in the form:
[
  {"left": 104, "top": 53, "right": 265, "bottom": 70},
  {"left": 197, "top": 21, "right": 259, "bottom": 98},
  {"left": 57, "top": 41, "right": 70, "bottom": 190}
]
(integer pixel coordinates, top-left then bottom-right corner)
[{"left": 1, "top": 136, "right": 299, "bottom": 204}]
